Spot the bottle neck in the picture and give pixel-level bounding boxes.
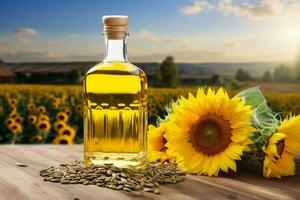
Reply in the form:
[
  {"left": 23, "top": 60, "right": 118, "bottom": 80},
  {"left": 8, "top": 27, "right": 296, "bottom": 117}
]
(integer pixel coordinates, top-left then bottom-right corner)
[{"left": 103, "top": 37, "right": 128, "bottom": 63}]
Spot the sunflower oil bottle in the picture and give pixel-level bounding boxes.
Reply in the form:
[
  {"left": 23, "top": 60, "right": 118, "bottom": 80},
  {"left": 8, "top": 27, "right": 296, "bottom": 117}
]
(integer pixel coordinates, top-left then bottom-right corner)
[{"left": 83, "top": 16, "right": 148, "bottom": 168}]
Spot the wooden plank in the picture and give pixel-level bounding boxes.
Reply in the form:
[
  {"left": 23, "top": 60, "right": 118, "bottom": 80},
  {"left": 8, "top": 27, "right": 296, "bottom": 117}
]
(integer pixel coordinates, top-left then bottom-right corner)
[{"left": 0, "top": 145, "right": 299, "bottom": 200}]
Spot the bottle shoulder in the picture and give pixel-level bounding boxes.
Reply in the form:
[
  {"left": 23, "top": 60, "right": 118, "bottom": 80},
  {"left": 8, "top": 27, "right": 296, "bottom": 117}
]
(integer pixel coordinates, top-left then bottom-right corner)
[{"left": 85, "top": 62, "right": 146, "bottom": 77}]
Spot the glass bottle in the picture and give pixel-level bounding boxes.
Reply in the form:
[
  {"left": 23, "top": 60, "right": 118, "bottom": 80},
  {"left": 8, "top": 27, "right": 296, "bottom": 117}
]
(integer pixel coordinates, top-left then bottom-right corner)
[{"left": 83, "top": 16, "right": 147, "bottom": 168}]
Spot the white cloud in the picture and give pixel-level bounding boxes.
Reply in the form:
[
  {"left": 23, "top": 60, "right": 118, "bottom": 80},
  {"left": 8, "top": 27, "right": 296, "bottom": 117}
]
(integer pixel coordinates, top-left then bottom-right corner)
[
  {"left": 14, "top": 28, "right": 38, "bottom": 36},
  {"left": 178, "top": 0, "right": 300, "bottom": 20},
  {"left": 218, "top": 0, "right": 283, "bottom": 19},
  {"left": 17, "top": 38, "right": 31, "bottom": 45},
  {"left": 178, "top": 0, "right": 214, "bottom": 15},
  {"left": 135, "top": 29, "right": 161, "bottom": 42}
]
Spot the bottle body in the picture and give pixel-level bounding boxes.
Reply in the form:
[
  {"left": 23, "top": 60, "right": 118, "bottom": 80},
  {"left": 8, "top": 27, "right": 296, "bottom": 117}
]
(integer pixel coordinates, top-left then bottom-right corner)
[{"left": 83, "top": 62, "right": 147, "bottom": 168}]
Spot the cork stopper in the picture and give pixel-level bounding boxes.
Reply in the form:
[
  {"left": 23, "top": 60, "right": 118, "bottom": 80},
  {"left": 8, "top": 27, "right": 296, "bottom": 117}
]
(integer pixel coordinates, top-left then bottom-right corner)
[{"left": 102, "top": 15, "right": 128, "bottom": 39}]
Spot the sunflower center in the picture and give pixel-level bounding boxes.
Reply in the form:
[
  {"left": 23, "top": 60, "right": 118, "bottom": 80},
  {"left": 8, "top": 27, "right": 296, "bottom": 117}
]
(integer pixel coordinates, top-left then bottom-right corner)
[
  {"left": 40, "top": 124, "right": 47, "bottom": 129},
  {"left": 190, "top": 114, "right": 232, "bottom": 156},
  {"left": 276, "top": 139, "right": 285, "bottom": 157},
  {"left": 59, "top": 140, "right": 68, "bottom": 144},
  {"left": 63, "top": 130, "right": 71, "bottom": 136}
]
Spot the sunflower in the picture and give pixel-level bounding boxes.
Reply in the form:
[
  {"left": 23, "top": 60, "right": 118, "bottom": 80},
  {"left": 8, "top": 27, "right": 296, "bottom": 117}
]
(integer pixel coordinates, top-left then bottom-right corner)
[
  {"left": 52, "top": 98, "right": 61, "bottom": 108},
  {"left": 9, "top": 112, "right": 18, "bottom": 119},
  {"left": 165, "top": 88, "right": 255, "bottom": 176},
  {"left": 58, "top": 126, "right": 76, "bottom": 138},
  {"left": 15, "top": 116, "right": 24, "bottom": 124},
  {"left": 28, "top": 115, "right": 37, "bottom": 124},
  {"left": 61, "top": 107, "right": 71, "bottom": 116},
  {"left": 9, "top": 123, "right": 23, "bottom": 135},
  {"left": 30, "top": 135, "right": 43, "bottom": 143},
  {"left": 56, "top": 112, "right": 69, "bottom": 122},
  {"left": 263, "top": 116, "right": 300, "bottom": 178},
  {"left": 5, "top": 118, "right": 15, "bottom": 127},
  {"left": 37, "top": 106, "right": 46, "bottom": 113},
  {"left": 75, "top": 105, "right": 82, "bottom": 113},
  {"left": 38, "top": 114, "right": 50, "bottom": 122},
  {"left": 53, "top": 135, "right": 73, "bottom": 144},
  {"left": 9, "top": 106, "right": 17, "bottom": 113},
  {"left": 54, "top": 121, "right": 66, "bottom": 131},
  {"left": 27, "top": 103, "right": 36, "bottom": 112},
  {"left": 36, "top": 120, "right": 51, "bottom": 133},
  {"left": 148, "top": 124, "right": 174, "bottom": 163},
  {"left": 9, "top": 98, "right": 17, "bottom": 106}
]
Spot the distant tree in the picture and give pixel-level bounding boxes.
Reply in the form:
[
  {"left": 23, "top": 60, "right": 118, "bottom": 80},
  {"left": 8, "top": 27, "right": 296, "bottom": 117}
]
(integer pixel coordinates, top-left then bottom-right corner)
[
  {"left": 211, "top": 74, "right": 221, "bottom": 85},
  {"left": 235, "top": 69, "right": 253, "bottom": 82},
  {"left": 67, "top": 69, "right": 81, "bottom": 84},
  {"left": 273, "top": 64, "right": 291, "bottom": 82},
  {"left": 261, "top": 70, "right": 272, "bottom": 82},
  {"left": 160, "top": 56, "right": 179, "bottom": 87},
  {"left": 295, "top": 52, "right": 300, "bottom": 82},
  {"left": 152, "top": 68, "right": 162, "bottom": 87}
]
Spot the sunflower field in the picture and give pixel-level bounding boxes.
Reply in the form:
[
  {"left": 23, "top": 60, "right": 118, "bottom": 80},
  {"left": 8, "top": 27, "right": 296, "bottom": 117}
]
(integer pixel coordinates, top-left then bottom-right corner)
[{"left": 1, "top": 84, "right": 300, "bottom": 144}]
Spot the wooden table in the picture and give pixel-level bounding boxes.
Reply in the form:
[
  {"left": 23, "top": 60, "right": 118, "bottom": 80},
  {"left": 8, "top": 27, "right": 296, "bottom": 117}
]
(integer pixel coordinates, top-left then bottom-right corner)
[{"left": 0, "top": 145, "right": 299, "bottom": 200}]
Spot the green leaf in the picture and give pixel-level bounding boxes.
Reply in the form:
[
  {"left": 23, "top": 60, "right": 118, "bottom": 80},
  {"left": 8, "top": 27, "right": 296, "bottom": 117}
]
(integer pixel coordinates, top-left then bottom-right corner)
[
  {"left": 237, "top": 87, "right": 266, "bottom": 108},
  {"left": 236, "top": 87, "right": 277, "bottom": 129},
  {"left": 236, "top": 87, "right": 280, "bottom": 161}
]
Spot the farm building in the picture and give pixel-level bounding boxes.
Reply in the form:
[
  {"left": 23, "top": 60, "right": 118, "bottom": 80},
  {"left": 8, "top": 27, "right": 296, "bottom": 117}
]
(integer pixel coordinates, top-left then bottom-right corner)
[
  {"left": 0, "top": 60, "right": 16, "bottom": 83},
  {"left": 7, "top": 62, "right": 161, "bottom": 84},
  {"left": 3, "top": 61, "right": 218, "bottom": 85}
]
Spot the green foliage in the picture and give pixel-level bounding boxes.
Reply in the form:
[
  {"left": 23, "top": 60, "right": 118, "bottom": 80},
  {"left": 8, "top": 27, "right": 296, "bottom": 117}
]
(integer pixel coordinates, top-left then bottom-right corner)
[
  {"left": 210, "top": 74, "right": 221, "bottom": 85},
  {"left": 153, "top": 68, "right": 162, "bottom": 87},
  {"left": 160, "top": 56, "right": 179, "bottom": 88},
  {"left": 235, "top": 68, "right": 253, "bottom": 82},
  {"left": 67, "top": 69, "right": 81, "bottom": 84},
  {"left": 261, "top": 70, "right": 272, "bottom": 82},
  {"left": 294, "top": 52, "right": 300, "bottom": 82},
  {"left": 273, "top": 64, "right": 291, "bottom": 82}
]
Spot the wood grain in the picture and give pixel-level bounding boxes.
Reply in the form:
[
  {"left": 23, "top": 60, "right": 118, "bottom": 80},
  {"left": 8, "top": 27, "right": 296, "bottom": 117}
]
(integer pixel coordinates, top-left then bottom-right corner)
[{"left": 0, "top": 145, "right": 299, "bottom": 200}]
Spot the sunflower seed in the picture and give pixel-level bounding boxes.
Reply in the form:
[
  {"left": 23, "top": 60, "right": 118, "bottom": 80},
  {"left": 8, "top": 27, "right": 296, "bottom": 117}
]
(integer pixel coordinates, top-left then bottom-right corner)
[
  {"left": 50, "top": 178, "right": 60, "bottom": 182},
  {"left": 105, "top": 177, "right": 111, "bottom": 182},
  {"left": 16, "top": 162, "right": 28, "bottom": 167},
  {"left": 40, "top": 161, "right": 185, "bottom": 195},
  {"left": 116, "top": 185, "right": 123, "bottom": 190},
  {"left": 123, "top": 187, "right": 131, "bottom": 192},
  {"left": 73, "top": 196, "right": 80, "bottom": 200},
  {"left": 106, "top": 170, "right": 112, "bottom": 175},
  {"left": 83, "top": 181, "right": 89, "bottom": 185},
  {"left": 108, "top": 185, "right": 117, "bottom": 190},
  {"left": 144, "top": 183, "right": 154, "bottom": 188},
  {"left": 144, "top": 187, "right": 154, "bottom": 192}
]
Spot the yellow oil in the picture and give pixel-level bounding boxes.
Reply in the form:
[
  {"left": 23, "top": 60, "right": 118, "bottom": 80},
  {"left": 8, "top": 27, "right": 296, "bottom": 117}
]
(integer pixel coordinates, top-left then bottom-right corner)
[{"left": 83, "top": 62, "right": 147, "bottom": 168}]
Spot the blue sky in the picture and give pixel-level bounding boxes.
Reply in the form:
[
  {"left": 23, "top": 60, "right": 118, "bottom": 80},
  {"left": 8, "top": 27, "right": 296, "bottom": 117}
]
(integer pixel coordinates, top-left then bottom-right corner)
[{"left": 1, "top": 0, "right": 300, "bottom": 62}]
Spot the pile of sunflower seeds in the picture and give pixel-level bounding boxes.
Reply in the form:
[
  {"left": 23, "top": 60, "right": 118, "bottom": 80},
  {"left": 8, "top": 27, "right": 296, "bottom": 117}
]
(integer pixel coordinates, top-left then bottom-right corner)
[{"left": 40, "top": 161, "right": 185, "bottom": 194}]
